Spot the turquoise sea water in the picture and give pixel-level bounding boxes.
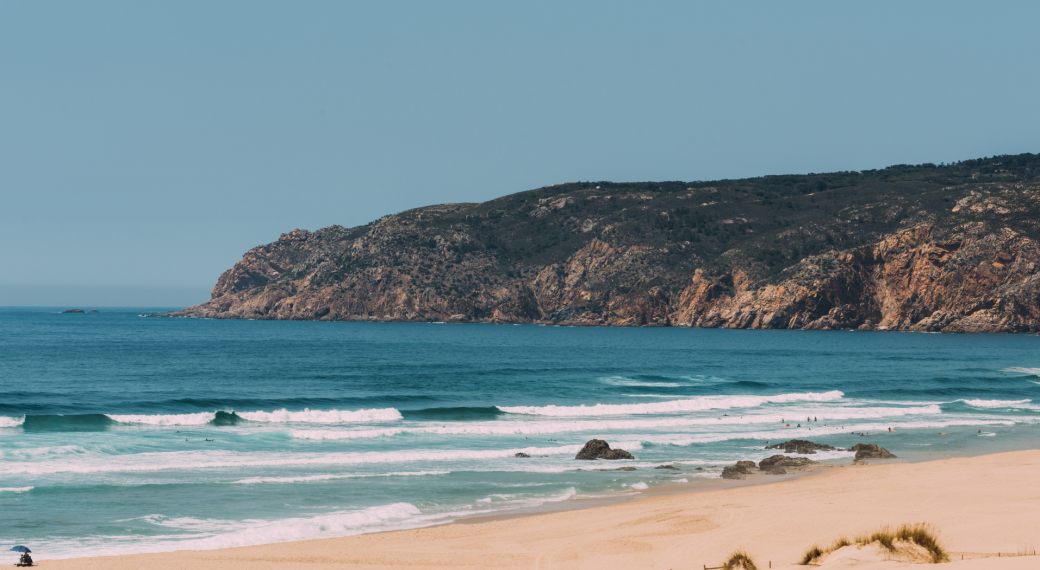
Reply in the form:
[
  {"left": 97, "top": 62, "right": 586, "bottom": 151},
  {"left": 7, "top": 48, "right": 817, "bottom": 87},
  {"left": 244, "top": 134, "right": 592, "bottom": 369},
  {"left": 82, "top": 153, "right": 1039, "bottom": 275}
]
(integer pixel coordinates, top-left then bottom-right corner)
[{"left": 1, "top": 308, "right": 1038, "bottom": 560}]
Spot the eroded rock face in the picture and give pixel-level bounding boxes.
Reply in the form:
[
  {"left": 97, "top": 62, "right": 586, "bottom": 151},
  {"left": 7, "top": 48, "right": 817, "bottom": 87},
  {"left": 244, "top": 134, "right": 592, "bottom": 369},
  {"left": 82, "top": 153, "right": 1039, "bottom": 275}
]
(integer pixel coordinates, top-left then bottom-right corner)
[
  {"left": 850, "top": 444, "right": 897, "bottom": 460},
  {"left": 671, "top": 221, "right": 1040, "bottom": 333},
  {"left": 575, "top": 439, "right": 634, "bottom": 460},
  {"left": 156, "top": 181, "right": 1040, "bottom": 333}
]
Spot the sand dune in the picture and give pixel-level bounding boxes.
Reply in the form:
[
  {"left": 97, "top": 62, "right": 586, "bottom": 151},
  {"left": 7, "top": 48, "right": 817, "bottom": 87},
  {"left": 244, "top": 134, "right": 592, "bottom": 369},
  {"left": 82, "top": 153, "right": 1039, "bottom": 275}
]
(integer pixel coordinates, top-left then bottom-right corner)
[{"left": 41, "top": 450, "right": 1040, "bottom": 570}]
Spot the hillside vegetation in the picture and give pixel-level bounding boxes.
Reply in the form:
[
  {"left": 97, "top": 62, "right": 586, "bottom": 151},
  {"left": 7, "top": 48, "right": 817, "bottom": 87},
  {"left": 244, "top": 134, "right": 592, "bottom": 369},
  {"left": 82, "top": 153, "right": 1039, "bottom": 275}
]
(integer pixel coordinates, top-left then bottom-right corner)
[{"left": 161, "top": 153, "right": 1040, "bottom": 332}]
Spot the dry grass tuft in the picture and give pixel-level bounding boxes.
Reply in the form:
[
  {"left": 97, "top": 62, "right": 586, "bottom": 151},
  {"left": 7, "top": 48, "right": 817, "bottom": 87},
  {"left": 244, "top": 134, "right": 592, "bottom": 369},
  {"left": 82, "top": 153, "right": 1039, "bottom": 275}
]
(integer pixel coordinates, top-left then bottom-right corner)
[
  {"left": 800, "top": 544, "right": 824, "bottom": 565},
  {"left": 722, "top": 549, "right": 759, "bottom": 570},
  {"left": 800, "top": 523, "right": 947, "bottom": 565}
]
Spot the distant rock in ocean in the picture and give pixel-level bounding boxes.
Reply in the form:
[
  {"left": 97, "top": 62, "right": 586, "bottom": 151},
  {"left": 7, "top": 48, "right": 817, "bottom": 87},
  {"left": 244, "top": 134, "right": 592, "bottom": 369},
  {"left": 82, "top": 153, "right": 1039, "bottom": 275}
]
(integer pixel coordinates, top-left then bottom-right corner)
[
  {"left": 575, "top": 439, "right": 634, "bottom": 460},
  {"left": 62, "top": 309, "right": 85, "bottom": 313}
]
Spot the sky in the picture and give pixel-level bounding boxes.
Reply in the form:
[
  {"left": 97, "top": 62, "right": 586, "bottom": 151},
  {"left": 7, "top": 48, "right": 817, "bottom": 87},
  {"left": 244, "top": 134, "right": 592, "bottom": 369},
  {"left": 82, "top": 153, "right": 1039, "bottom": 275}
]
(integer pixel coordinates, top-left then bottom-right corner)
[{"left": 1, "top": 1, "right": 1038, "bottom": 307}]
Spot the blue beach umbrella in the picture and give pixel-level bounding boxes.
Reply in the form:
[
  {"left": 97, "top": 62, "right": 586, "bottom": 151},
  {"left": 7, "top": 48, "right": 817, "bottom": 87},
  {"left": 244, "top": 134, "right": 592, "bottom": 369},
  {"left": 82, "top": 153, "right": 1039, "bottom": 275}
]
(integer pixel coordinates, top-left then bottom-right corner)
[{"left": 10, "top": 546, "right": 30, "bottom": 553}]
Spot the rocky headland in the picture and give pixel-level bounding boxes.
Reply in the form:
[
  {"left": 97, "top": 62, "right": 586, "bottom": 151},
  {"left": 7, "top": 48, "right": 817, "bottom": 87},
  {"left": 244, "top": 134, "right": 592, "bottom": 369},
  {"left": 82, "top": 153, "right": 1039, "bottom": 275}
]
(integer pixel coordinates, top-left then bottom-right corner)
[{"left": 157, "top": 154, "right": 1040, "bottom": 332}]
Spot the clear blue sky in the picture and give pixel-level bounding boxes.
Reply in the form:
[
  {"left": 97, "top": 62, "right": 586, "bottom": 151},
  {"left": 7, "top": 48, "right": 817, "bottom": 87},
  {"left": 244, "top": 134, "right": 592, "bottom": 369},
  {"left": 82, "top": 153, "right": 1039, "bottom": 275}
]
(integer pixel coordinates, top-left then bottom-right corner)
[{"left": 2, "top": 1, "right": 1038, "bottom": 307}]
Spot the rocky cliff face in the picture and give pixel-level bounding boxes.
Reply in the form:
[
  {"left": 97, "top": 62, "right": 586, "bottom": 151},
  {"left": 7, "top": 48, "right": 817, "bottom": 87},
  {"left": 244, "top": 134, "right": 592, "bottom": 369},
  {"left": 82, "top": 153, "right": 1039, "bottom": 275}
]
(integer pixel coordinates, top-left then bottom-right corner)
[{"left": 160, "top": 157, "right": 1040, "bottom": 332}]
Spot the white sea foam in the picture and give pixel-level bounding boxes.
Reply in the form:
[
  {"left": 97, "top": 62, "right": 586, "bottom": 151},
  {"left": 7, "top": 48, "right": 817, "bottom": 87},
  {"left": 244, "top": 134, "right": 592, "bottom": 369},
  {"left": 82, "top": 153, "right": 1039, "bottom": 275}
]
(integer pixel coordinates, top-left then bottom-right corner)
[
  {"left": 958, "top": 398, "right": 1032, "bottom": 408},
  {"left": 236, "top": 408, "right": 403, "bottom": 423},
  {"left": 601, "top": 376, "right": 684, "bottom": 387},
  {"left": 497, "top": 391, "right": 844, "bottom": 416},
  {"left": 232, "top": 471, "right": 449, "bottom": 484},
  {"left": 0, "top": 442, "right": 642, "bottom": 476},
  {"left": 675, "top": 478, "right": 688, "bottom": 483},
  {"left": 0, "top": 416, "right": 25, "bottom": 428},
  {"left": 105, "top": 408, "right": 403, "bottom": 425},
  {"left": 0, "top": 486, "right": 33, "bottom": 493},
  {"left": 290, "top": 404, "right": 942, "bottom": 440},
  {"left": 1003, "top": 367, "right": 1040, "bottom": 376},
  {"left": 629, "top": 481, "right": 648, "bottom": 490},
  {"left": 109, "top": 412, "right": 217, "bottom": 426}
]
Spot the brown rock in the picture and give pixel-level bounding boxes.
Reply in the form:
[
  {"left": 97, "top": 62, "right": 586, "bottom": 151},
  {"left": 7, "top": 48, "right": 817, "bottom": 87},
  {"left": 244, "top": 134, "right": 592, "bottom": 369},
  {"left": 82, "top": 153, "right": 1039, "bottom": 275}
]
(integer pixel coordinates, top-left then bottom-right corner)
[
  {"left": 574, "top": 439, "right": 634, "bottom": 460},
  {"left": 721, "top": 465, "right": 747, "bottom": 480},
  {"left": 850, "top": 444, "right": 897, "bottom": 460}
]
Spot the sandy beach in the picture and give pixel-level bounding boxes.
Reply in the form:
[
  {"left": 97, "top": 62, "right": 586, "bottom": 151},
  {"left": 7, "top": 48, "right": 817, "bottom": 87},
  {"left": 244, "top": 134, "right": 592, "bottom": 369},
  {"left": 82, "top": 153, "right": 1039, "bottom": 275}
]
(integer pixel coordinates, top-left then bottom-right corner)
[{"left": 35, "top": 449, "right": 1040, "bottom": 570}]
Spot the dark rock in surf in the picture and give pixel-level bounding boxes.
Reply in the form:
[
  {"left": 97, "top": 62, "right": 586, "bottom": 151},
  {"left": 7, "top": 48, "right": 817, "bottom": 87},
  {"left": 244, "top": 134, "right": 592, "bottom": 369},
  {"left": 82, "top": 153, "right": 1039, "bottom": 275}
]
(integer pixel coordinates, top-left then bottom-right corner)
[
  {"left": 575, "top": 439, "right": 634, "bottom": 460},
  {"left": 759, "top": 455, "right": 788, "bottom": 469},
  {"left": 759, "top": 454, "right": 819, "bottom": 472},
  {"left": 654, "top": 464, "right": 679, "bottom": 470},
  {"left": 89, "top": 309, "right": 99, "bottom": 313},
  {"left": 721, "top": 465, "right": 748, "bottom": 480},
  {"left": 765, "top": 439, "right": 837, "bottom": 454},
  {"left": 62, "top": 309, "right": 85, "bottom": 313},
  {"left": 735, "top": 460, "right": 757, "bottom": 470},
  {"left": 849, "top": 443, "right": 896, "bottom": 460},
  {"left": 514, "top": 452, "right": 530, "bottom": 458}
]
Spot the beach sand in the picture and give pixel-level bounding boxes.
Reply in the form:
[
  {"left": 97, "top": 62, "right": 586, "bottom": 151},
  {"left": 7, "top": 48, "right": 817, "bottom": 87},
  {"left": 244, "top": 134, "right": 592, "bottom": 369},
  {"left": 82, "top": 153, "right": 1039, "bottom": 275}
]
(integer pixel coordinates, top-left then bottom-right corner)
[{"left": 40, "top": 450, "right": 1040, "bottom": 569}]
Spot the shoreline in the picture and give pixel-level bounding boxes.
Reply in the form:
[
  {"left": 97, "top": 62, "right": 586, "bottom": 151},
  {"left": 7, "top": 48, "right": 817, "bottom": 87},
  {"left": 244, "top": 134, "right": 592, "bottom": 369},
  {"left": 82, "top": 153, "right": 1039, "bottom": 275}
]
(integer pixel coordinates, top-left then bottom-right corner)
[{"left": 38, "top": 449, "right": 1040, "bottom": 569}]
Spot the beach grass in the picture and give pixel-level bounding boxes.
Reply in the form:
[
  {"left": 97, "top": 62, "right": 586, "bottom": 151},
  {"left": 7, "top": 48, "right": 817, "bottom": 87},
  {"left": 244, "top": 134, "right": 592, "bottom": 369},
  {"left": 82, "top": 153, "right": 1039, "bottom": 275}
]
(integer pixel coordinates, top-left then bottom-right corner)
[
  {"left": 722, "top": 549, "right": 759, "bottom": 570},
  {"left": 800, "top": 523, "right": 947, "bottom": 564}
]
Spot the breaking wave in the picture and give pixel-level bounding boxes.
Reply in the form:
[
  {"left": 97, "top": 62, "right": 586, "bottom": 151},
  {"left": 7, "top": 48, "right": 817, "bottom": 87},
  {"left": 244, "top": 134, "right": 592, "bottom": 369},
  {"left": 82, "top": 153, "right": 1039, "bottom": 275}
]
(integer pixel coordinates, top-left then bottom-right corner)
[
  {"left": 291, "top": 405, "right": 942, "bottom": 440},
  {"left": 497, "top": 391, "right": 844, "bottom": 416},
  {"left": 8, "top": 408, "right": 403, "bottom": 430},
  {"left": 958, "top": 399, "right": 1033, "bottom": 409},
  {"left": 0, "top": 416, "right": 25, "bottom": 428},
  {"left": 232, "top": 471, "right": 449, "bottom": 485},
  {"left": 0, "top": 442, "right": 643, "bottom": 476}
]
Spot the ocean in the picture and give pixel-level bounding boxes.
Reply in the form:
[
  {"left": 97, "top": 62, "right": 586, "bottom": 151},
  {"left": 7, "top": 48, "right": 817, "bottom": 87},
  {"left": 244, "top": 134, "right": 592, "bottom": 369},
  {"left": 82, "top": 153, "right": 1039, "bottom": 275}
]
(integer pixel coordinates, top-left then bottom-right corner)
[{"left": 1, "top": 307, "right": 1038, "bottom": 560}]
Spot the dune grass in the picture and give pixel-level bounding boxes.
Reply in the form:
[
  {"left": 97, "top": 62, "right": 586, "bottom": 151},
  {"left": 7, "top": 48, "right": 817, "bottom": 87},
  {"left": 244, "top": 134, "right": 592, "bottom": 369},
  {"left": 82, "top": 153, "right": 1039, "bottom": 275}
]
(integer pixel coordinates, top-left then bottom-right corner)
[
  {"left": 800, "top": 523, "right": 948, "bottom": 565},
  {"left": 722, "top": 549, "right": 759, "bottom": 570}
]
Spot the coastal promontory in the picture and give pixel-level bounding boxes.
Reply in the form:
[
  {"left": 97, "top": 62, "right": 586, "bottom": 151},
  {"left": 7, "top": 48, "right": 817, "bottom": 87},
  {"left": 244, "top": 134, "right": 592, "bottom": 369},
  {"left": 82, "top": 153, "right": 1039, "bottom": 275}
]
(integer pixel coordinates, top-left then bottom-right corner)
[{"left": 159, "top": 154, "right": 1040, "bottom": 332}]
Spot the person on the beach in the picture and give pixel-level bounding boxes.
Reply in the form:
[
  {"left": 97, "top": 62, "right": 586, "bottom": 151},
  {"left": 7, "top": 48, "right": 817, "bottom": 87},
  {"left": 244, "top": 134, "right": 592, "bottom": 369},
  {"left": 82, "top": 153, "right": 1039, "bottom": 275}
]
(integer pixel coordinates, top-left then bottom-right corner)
[{"left": 18, "top": 552, "right": 33, "bottom": 567}]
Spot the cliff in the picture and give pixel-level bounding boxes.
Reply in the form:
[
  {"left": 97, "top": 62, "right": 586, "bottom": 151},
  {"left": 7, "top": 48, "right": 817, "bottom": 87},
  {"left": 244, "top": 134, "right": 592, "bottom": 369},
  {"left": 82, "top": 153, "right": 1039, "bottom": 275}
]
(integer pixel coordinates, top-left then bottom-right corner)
[{"left": 160, "top": 154, "right": 1040, "bottom": 332}]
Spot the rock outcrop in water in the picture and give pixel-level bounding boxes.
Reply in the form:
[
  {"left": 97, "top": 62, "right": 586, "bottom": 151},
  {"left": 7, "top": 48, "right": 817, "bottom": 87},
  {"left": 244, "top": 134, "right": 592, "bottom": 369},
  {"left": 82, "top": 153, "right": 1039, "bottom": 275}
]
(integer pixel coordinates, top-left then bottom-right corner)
[
  {"left": 765, "top": 440, "right": 837, "bottom": 454},
  {"left": 575, "top": 439, "right": 634, "bottom": 460},
  {"left": 850, "top": 444, "right": 897, "bottom": 460},
  {"left": 154, "top": 154, "right": 1040, "bottom": 332}
]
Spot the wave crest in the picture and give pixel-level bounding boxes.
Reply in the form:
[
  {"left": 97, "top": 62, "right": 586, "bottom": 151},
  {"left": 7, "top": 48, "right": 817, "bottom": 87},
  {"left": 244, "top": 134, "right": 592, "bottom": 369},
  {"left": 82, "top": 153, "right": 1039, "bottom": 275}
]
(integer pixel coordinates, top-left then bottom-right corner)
[
  {"left": 497, "top": 391, "right": 844, "bottom": 416},
  {"left": 0, "top": 416, "right": 25, "bottom": 427},
  {"left": 236, "top": 408, "right": 403, "bottom": 423}
]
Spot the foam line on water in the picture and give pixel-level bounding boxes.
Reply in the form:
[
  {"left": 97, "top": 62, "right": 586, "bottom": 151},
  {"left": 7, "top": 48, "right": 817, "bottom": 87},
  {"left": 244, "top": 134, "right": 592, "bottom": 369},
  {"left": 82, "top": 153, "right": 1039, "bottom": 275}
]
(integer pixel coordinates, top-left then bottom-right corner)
[
  {"left": 290, "top": 404, "right": 942, "bottom": 440},
  {"left": 232, "top": 471, "right": 449, "bottom": 484},
  {"left": 497, "top": 391, "right": 844, "bottom": 416},
  {"left": 0, "top": 442, "right": 643, "bottom": 476},
  {"left": 32, "top": 489, "right": 582, "bottom": 560},
  {"left": 957, "top": 398, "right": 1033, "bottom": 409},
  {"left": 236, "top": 408, "right": 403, "bottom": 423},
  {"left": 1003, "top": 367, "right": 1040, "bottom": 376},
  {"left": 0, "top": 486, "right": 33, "bottom": 493},
  {"left": 109, "top": 412, "right": 217, "bottom": 426}
]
